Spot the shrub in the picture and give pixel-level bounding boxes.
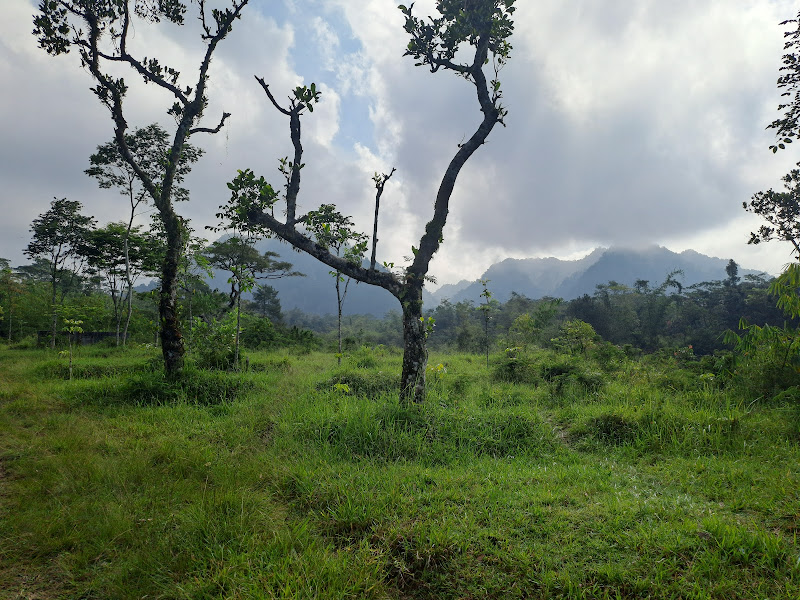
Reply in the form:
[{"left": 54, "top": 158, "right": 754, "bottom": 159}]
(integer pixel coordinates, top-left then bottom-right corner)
[
  {"left": 319, "top": 371, "right": 400, "bottom": 398},
  {"left": 349, "top": 345, "right": 379, "bottom": 369},
  {"left": 239, "top": 316, "right": 278, "bottom": 349},
  {"left": 190, "top": 314, "right": 238, "bottom": 370},
  {"left": 492, "top": 347, "right": 535, "bottom": 384}
]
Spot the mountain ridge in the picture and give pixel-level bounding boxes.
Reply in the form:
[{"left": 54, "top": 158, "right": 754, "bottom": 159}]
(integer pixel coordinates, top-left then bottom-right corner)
[
  {"left": 138, "top": 242, "right": 771, "bottom": 316},
  {"left": 434, "top": 245, "right": 768, "bottom": 306}
]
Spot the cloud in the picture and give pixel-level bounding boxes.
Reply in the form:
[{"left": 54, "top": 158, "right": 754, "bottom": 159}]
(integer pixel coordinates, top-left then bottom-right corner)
[{"left": 3, "top": 0, "right": 800, "bottom": 287}]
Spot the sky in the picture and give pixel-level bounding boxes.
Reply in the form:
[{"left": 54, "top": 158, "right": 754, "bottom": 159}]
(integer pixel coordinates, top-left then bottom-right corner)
[{"left": 2, "top": 0, "right": 800, "bottom": 288}]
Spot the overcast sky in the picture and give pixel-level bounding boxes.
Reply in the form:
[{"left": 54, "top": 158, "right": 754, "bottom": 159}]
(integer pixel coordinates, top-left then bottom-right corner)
[{"left": 2, "top": 0, "right": 799, "bottom": 287}]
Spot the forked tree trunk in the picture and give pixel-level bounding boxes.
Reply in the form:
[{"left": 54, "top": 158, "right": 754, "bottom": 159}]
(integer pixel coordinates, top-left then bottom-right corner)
[{"left": 399, "top": 282, "right": 426, "bottom": 404}]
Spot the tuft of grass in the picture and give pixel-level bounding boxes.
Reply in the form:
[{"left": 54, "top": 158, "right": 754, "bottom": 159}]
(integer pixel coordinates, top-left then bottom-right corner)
[{"left": 65, "top": 367, "right": 256, "bottom": 407}]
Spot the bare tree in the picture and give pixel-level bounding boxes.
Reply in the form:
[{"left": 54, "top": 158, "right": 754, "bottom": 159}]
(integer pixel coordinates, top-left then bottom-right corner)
[
  {"left": 34, "top": 0, "right": 248, "bottom": 375},
  {"left": 223, "top": 1, "right": 516, "bottom": 402}
]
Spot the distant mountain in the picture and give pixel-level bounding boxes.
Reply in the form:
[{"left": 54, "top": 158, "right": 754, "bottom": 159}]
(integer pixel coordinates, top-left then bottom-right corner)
[
  {"left": 430, "top": 248, "right": 605, "bottom": 305},
  {"left": 138, "top": 244, "right": 770, "bottom": 315},
  {"left": 434, "top": 246, "right": 768, "bottom": 305}
]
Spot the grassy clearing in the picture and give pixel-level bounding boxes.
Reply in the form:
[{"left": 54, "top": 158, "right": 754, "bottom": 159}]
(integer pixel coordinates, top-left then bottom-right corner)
[{"left": 0, "top": 344, "right": 798, "bottom": 599}]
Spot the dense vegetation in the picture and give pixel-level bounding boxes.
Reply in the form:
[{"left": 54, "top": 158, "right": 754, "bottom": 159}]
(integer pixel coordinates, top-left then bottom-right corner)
[{"left": 1, "top": 340, "right": 798, "bottom": 598}]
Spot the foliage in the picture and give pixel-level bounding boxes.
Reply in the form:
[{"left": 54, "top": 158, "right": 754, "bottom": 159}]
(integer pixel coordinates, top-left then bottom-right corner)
[
  {"left": 250, "top": 284, "right": 282, "bottom": 322},
  {"left": 190, "top": 312, "right": 239, "bottom": 371},
  {"left": 550, "top": 318, "right": 598, "bottom": 355},
  {"left": 25, "top": 199, "right": 95, "bottom": 270},
  {"left": 478, "top": 279, "right": 497, "bottom": 367},
  {"left": 725, "top": 264, "right": 800, "bottom": 399},
  {"left": 238, "top": 314, "right": 278, "bottom": 350},
  {"left": 25, "top": 198, "right": 96, "bottom": 348},
  {"left": 745, "top": 168, "right": 800, "bottom": 258},
  {"left": 60, "top": 318, "right": 83, "bottom": 380},
  {"left": 746, "top": 12, "right": 800, "bottom": 257},
  {"left": 203, "top": 235, "right": 300, "bottom": 369},
  {"left": 765, "top": 11, "right": 800, "bottom": 151},
  {"left": 303, "top": 204, "right": 368, "bottom": 365},
  {"left": 204, "top": 237, "right": 298, "bottom": 309},
  {"left": 86, "top": 123, "right": 203, "bottom": 208}
]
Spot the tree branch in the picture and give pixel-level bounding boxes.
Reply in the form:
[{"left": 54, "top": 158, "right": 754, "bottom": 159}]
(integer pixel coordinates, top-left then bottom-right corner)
[
  {"left": 409, "top": 30, "right": 500, "bottom": 280},
  {"left": 371, "top": 167, "right": 396, "bottom": 271},
  {"left": 255, "top": 76, "right": 292, "bottom": 116},
  {"left": 255, "top": 77, "right": 305, "bottom": 225},
  {"left": 189, "top": 112, "right": 231, "bottom": 135},
  {"left": 247, "top": 208, "right": 401, "bottom": 297}
]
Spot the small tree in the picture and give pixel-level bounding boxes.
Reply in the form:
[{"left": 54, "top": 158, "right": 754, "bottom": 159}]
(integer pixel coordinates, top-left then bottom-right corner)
[
  {"left": 24, "top": 198, "right": 95, "bottom": 348},
  {"left": 746, "top": 11, "right": 800, "bottom": 258},
  {"left": 86, "top": 124, "right": 203, "bottom": 345},
  {"left": 478, "top": 279, "right": 496, "bottom": 367},
  {"left": 34, "top": 0, "right": 248, "bottom": 375},
  {"left": 304, "top": 204, "right": 369, "bottom": 365},
  {"left": 61, "top": 319, "right": 83, "bottom": 380},
  {"left": 552, "top": 319, "right": 598, "bottom": 356},
  {"left": 251, "top": 285, "right": 282, "bottom": 323},
  {"left": 203, "top": 237, "right": 300, "bottom": 369},
  {"left": 85, "top": 222, "right": 161, "bottom": 344},
  {"left": 177, "top": 236, "right": 212, "bottom": 350},
  {"left": 228, "top": 0, "right": 516, "bottom": 403},
  {"left": 0, "top": 259, "right": 24, "bottom": 343}
]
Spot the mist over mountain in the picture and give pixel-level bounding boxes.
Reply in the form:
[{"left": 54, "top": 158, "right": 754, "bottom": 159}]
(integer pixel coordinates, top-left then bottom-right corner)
[
  {"left": 178, "top": 242, "right": 770, "bottom": 316},
  {"left": 436, "top": 246, "right": 769, "bottom": 306}
]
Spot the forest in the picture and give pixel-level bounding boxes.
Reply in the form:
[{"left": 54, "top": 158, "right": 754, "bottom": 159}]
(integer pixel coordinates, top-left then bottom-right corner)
[{"left": 2, "top": 0, "right": 800, "bottom": 598}]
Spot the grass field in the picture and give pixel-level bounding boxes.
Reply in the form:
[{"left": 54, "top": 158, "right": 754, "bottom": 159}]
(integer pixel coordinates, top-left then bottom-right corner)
[{"left": 0, "top": 343, "right": 798, "bottom": 599}]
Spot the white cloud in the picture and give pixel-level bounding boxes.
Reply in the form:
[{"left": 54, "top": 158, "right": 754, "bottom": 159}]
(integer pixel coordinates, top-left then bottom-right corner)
[
  {"left": 311, "top": 16, "right": 340, "bottom": 70},
  {"left": 4, "top": 0, "right": 800, "bottom": 289}
]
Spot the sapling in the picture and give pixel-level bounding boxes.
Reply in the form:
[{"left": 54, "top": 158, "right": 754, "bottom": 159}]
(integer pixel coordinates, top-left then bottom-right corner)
[{"left": 61, "top": 319, "right": 84, "bottom": 380}]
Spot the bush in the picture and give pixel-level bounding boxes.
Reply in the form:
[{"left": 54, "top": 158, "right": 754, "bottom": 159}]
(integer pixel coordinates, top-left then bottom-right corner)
[
  {"left": 190, "top": 314, "right": 239, "bottom": 370},
  {"left": 299, "top": 399, "right": 556, "bottom": 464},
  {"left": 588, "top": 414, "right": 638, "bottom": 445},
  {"left": 320, "top": 370, "right": 400, "bottom": 398},
  {"left": 349, "top": 345, "right": 379, "bottom": 369},
  {"left": 537, "top": 356, "right": 606, "bottom": 397},
  {"left": 492, "top": 347, "right": 535, "bottom": 384},
  {"left": 239, "top": 315, "right": 278, "bottom": 349}
]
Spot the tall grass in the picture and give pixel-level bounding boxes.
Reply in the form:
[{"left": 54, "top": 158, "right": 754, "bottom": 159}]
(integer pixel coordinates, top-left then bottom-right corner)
[{"left": 1, "top": 345, "right": 798, "bottom": 599}]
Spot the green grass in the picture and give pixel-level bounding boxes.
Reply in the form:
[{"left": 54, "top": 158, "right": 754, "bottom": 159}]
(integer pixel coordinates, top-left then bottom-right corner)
[{"left": 0, "top": 344, "right": 798, "bottom": 598}]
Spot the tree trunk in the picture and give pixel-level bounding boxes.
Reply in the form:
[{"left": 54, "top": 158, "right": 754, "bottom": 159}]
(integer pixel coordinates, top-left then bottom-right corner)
[
  {"left": 112, "top": 287, "right": 121, "bottom": 346},
  {"left": 336, "top": 275, "right": 342, "bottom": 366},
  {"left": 400, "top": 283, "right": 426, "bottom": 404},
  {"left": 186, "top": 290, "right": 193, "bottom": 350},
  {"left": 159, "top": 212, "right": 184, "bottom": 376},
  {"left": 50, "top": 279, "right": 58, "bottom": 350},
  {"left": 234, "top": 291, "right": 241, "bottom": 371},
  {"left": 122, "top": 215, "right": 133, "bottom": 347},
  {"left": 123, "top": 285, "right": 133, "bottom": 347}
]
